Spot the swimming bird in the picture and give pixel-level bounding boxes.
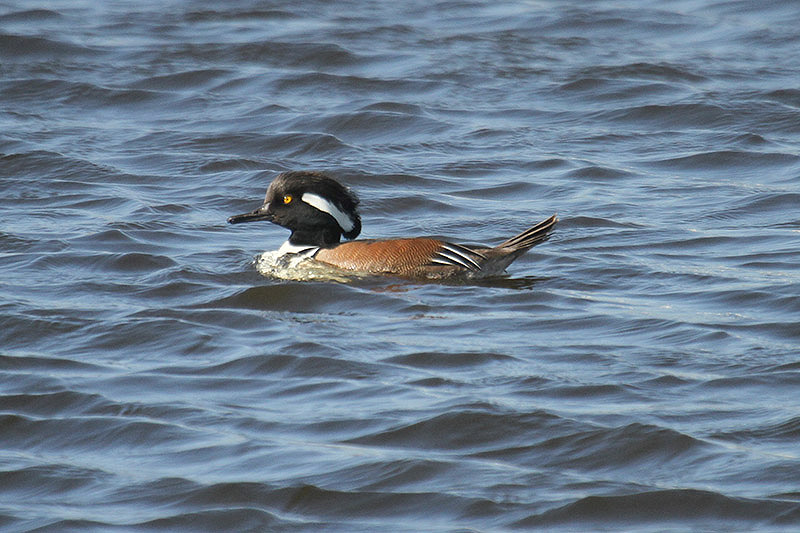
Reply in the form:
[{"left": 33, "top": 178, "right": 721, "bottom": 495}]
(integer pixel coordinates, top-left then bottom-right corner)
[{"left": 228, "top": 171, "right": 556, "bottom": 279}]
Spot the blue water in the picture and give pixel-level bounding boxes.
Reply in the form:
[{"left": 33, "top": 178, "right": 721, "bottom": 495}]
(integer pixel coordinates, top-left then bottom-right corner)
[{"left": 2, "top": 1, "right": 800, "bottom": 531}]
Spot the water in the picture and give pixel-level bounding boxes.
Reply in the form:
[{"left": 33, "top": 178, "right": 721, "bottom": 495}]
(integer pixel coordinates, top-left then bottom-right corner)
[{"left": 2, "top": 0, "right": 800, "bottom": 531}]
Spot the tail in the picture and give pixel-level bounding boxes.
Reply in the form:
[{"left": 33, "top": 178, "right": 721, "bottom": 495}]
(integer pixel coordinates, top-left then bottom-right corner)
[{"left": 497, "top": 214, "right": 558, "bottom": 252}]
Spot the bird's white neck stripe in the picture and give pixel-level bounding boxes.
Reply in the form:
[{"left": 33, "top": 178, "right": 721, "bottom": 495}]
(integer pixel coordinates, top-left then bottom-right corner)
[{"left": 301, "top": 192, "right": 355, "bottom": 232}]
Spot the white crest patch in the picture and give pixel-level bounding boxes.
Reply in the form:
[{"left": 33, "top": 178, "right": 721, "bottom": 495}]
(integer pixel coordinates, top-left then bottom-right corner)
[{"left": 301, "top": 192, "right": 355, "bottom": 232}]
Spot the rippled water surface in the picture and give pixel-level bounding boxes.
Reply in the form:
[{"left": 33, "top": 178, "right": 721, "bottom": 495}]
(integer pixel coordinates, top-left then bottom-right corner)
[{"left": 2, "top": 0, "right": 800, "bottom": 531}]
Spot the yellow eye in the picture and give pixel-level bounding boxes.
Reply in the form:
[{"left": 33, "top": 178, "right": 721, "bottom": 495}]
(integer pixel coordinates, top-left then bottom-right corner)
[{"left": 282, "top": 195, "right": 293, "bottom": 204}]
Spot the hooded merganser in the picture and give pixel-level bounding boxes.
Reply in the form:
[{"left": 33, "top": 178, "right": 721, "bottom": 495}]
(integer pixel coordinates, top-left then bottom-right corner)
[{"left": 228, "top": 171, "right": 557, "bottom": 279}]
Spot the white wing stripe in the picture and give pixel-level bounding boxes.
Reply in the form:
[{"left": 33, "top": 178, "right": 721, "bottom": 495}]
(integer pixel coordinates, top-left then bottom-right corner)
[
  {"left": 434, "top": 249, "right": 480, "bottom": 270},
  {"left": 439, "top": 245, "right": 482, "bottom": 270},
  {"left": 441, "top": 243, "right": 486, "bottom": 260}
]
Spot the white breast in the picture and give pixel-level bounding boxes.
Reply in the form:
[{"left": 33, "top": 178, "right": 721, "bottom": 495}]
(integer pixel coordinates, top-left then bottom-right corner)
[{"left": 277, "top": 241, "right": 320, "bottom": 256}]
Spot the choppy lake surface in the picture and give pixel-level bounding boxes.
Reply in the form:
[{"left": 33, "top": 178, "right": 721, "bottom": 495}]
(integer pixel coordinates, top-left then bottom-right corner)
[{"left": 2, "top": 0, "right": 800, "bottom": 531}]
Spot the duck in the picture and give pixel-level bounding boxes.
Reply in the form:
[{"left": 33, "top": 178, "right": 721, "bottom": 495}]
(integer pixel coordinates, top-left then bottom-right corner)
[{"left": 228, "top": 171, "right": 557, "bottom": 279}]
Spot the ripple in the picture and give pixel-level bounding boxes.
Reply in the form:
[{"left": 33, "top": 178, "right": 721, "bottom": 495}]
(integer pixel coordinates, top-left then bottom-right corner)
[
  {"left": 0, "top": 33, "right": 97, "bottom": 59},
  {"left": 185, "top": 8, "right": 298, "bottom": 22},
  {"left": 647, "top": 150, "right": 800, "bottom": 171},
  {"left": 208, "top": 283, "right": 408, "bottom": 314},
  {"left": 346, "top": 407, "right": 565, "bottom": 451},
  {"left": 128, "top": 69, "right": 233, "bottom": 91},
  {"left": 576, "top": 61, "right": 707, "bottom": 82},
  {"left": 28, "top": 251, "right": 176, "bottom": 274},
  {"left": 299, "top": 109, "right": 449, "bottom": 143},
  {"left": 765, "top": 88, "right": 800, "bottom": 108},
  {"left": 478, "top": 422, "right": 710, "bottom": 472},
  {"left": 518, "top": 489, "right": 800, "bottom": 528},
  {"left": 0, "top": 78, "right": 165, "bottom": 109},
  {"left": 0, "top": 9, "right": 63, "bottom": 23},
  {"left": 0, "top": 353, "right": 107, "bottom": 374},
  {"left": 598, "top": 102, "right": 731, "bottom": 128},
  {"left": 274, "top": 72, "right": 440, "bottom": 97},
  {"left": 383, "top": 351, "right": 516, "bottom": 369},
  {"left": 0, "top": 413, "right": 206, "bottom": 453},
  {"left": 713, "top": 416, "right": 800, "bottom": 443},
  {"left": 161, "top": 352, "right": 383, "bottom": 381}
]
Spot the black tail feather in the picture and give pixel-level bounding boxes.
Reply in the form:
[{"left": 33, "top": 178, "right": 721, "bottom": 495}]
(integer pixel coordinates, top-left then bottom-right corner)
[{"left": 497, "top": 214, "right": 558, "bottom": 251}]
